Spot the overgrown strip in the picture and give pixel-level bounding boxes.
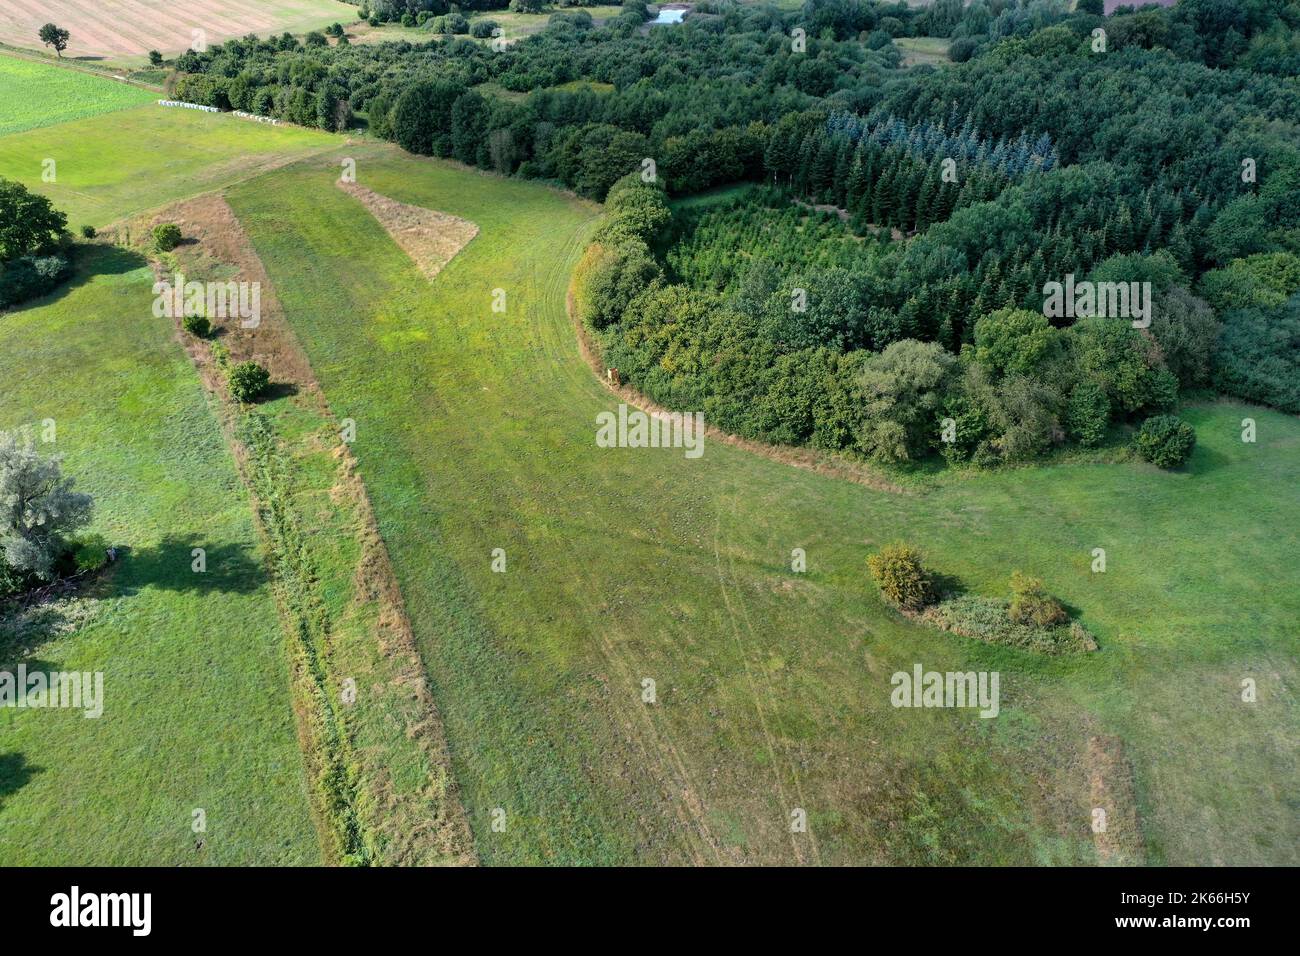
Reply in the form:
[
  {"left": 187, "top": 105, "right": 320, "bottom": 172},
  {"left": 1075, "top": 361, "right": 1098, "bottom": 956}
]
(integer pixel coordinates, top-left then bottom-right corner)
[{"left": 118, "top": 195, "right": 475, "bottom": 865}]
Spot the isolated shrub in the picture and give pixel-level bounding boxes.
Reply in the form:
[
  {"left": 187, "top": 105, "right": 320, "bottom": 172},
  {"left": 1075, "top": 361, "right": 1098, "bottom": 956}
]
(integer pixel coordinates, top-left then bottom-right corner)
[
  {"left": 152, "top": 223, "right": 182, "bottom": 252},
  {"left": 867, "top": 542, "right": 933, "bottom": 611},
  {"left": 80, "top": 224, "right": 96, "bottom": 239},
  {"left": 148, "top": 50, "right": 164, "bottom": 66},
  {"left": 182, "top": 313, "right": 211, "bottom": 338},
  {"left": 1008, "top": 571, "right": 1067, "bottom": 628},
  {"left": 228, "top": 361, "right": 270, "bottom": 403},
  {"left": 471, "top": 20, "right": 498, "bottom": 39},
  {"left": 71, "top": 533, "right": 109, "bottom": 573},
  {"left": 1134, "top": 415, "right": 1196, "bottom": 469}
]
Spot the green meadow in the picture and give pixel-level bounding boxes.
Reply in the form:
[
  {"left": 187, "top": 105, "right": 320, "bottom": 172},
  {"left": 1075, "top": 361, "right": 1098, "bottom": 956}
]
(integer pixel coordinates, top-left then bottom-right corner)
[
  {"left": 0, "top": 55, "right": 153, "bottom": 136},
  {"left": 1, "top": 69, "right": 1295, "bottom": 866},
  {"left": 0, "top": 103, "right": 336, "bottom": 227},
  {"left": 0, "top": 247, "right": 318, "bottom": 865},
  {"left": 225, "top": 147, "right": 1299, "bottom": 865}
]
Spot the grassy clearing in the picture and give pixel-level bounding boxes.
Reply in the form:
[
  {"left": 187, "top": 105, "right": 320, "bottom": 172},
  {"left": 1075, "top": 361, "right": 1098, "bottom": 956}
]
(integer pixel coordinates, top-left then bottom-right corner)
[
  {"left": 0, "top": 103, "right": 336, "bottom": 227},
  {"left": 0, "top": 245, "right": 318, "bottom": 865},
  {"left": 225, "top": 143, "right": 1299, "bottom": 865},
  {"left": 0, "top": 55, "right": 153, "bottom": 135},
  {"left": 895, "top": 36, "right": 952, "bottom": 67}
]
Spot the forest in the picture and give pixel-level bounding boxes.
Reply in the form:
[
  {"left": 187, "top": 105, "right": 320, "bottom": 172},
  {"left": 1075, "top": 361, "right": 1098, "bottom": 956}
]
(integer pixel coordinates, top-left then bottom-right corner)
[{"left": 167, "top": 0, "right": 1300, "bottom": 467}]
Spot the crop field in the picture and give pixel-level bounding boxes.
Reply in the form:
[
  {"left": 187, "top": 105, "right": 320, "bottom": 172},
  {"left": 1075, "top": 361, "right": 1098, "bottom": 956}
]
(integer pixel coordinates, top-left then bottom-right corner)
[
  {"left": 0, "top": 55, "right": 154, "bottom": 136},
  {"left": 0, "top": 0, "right": 357, "bottom": 62},
  {"left": 0, "top": 102, "right": 337, "bottom": 227},
  {"left": 222, "top": 146, "right": 1299, "bottom": 865},
  {"left": 0, "top": 246, "right": 318, "bottom": 865}
]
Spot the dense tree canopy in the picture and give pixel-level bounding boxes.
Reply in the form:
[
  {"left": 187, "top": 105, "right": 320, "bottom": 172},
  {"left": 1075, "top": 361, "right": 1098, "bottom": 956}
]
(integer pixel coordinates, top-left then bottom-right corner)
[{"left": 169, "top": 0, "right": 1300, "bottom": 465}]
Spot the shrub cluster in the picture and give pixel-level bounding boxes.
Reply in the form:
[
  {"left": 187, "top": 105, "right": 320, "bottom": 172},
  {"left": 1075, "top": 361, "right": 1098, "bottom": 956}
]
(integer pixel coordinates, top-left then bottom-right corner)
[{"left": 866, "top": 542, "right": 933, "bottom": 611}]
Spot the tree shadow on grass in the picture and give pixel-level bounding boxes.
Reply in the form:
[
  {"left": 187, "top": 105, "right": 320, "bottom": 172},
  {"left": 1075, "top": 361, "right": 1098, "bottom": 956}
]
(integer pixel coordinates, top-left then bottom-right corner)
[
  {"left": 116, "top": 535, "right": 267, "bottom": 597},
  {"left": 0, "top": 753, "right": 42, "bottom": 812},
  {"left": 6, "top": 245, "right": 150, "bottom": 315}
]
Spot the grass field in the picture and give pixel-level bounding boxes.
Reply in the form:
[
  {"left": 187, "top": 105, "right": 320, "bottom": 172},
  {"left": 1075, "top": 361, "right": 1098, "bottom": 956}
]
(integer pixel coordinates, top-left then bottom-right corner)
[
  {"left": 0, "top": 246, "right": 319, "bottom": 865},
  {"left": 0, "top": 103, "right": 337, "bottom": 227},
  {"left": 0, "top": 55, "right": 154, "bottom": 135},
  {"left": 223, "top": 146, "right": 1299, "bottom": 865},
  {"left": 0, "top": 0, "right": 357, "bottom": 62},
  {"left": 2, "top": 69, "right": 1294, "bottom": 867}
]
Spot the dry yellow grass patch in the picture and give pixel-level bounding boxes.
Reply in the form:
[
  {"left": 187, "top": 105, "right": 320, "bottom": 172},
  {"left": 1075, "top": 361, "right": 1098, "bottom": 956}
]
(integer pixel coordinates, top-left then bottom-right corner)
[{"left": 336, "top": 180, "right": 478, "bottom": 282}]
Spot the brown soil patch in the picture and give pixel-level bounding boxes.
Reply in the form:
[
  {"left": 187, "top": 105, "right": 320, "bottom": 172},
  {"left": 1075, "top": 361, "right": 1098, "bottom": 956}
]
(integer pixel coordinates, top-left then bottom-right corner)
[{"left": 336, "top": 181, "right": 478, "bottom": 282}]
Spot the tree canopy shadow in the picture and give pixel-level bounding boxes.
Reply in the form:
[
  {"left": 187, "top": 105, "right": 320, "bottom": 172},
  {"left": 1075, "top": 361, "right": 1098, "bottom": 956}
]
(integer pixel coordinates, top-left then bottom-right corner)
[
  {"left": 7, "top": 244, "right": 151, "bottom": 314},
  {"left": 115, "top": 535, "right": 267, "bottom": 597},
  {"left": 0, "top": 752, "right": 43, "bottom": 812}
]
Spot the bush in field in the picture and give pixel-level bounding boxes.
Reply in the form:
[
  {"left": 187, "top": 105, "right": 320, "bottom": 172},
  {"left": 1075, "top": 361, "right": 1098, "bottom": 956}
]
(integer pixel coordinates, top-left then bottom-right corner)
[
  {"left": 228, "top": 361, "right": 270, "bottom": 403},
  {"left": 1008, "top": 571, "right": 1067, "bottom": 627},
  {"left": 1134, "top": 415, "right": 1196, "bottom": 469},
  {"left": 867, "top": 542, "right": 933, "bottom": 611},
  {"left": 471, "top": 20, "right": 499, "bottom": 39},
  {"left": 80, "top": 224, "right": 96, "bottom": 239},
  {"left": 182, "top": 313, "right": 211, "bottom": 338},
  {"left": 71, "top": 533, "right": 110, "bottom": 573},
  {"left": 0, "top": 429, "right": 93, "bottom": 579},
  {"left": 152, "top": 223, "right": 182, "bottom": 252}
]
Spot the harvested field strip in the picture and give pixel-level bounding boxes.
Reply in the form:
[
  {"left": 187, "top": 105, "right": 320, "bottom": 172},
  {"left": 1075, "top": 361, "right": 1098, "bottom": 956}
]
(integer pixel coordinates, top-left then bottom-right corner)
[
  {"left": 337, "top": 181, "right": 478, "bottom": 283},
  {"left": 0, "top": 0, "right": 358, "bottom": 61}
]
